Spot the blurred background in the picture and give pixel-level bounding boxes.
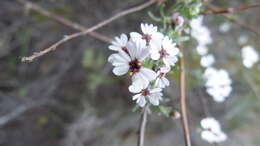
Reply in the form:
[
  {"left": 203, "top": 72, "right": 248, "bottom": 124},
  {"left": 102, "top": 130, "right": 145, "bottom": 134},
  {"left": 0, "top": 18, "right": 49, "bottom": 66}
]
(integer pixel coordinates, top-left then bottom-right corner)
[{"left": 0, "top": 0, "right": 259, "bottom": 146}]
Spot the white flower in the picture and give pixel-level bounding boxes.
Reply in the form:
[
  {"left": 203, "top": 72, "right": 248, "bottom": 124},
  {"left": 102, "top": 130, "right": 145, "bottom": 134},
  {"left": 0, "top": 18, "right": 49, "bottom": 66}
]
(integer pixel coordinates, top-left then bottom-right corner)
[
  {"left": 219, "top": 22, "right": 231, "bottom": 33},
  {"left": 190, "top": 17, "right": 212, "bottom": 46},
  {"left": 200, "top": 117, "right": 227, "bottom": 144},
  {"left": 108, "top": 40, "right": 156, "bottom": 89},
  {"left": 237, "top": 35, "right": 248, "bottom": 45},
  {"left": 200, "top": 54, "right": 215, "bottom": 67},
  {"left": 196, "top": 45, "right": 208, "bottom": 56},
  {"left": 155, "top": 66, "right": 170, "bottom": 88},
  {"left": 130, "top": 23, "right": 163, "bottom": 47},
  {"left": 150, "top": 36, "right": 180, "bottom": 67},
  {"left": 130, "top": 83, "right": 163, "bottom": 107},
  {"left": 108, "top": 33, "right": 128, "bottom": 51},
  {"left": 203, "top": 68, "right": 232, "bottom": 102},
  {"left": 241, "top": 45, "right": 259, "bottom": 68}
]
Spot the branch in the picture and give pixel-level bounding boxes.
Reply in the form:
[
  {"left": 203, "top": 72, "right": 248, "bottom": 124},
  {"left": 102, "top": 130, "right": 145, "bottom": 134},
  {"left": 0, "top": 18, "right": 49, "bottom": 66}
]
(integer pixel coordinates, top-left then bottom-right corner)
[
  {"left": 202, "top": 1, "right": 260, "bottom": 35},
  {"left": 138, "top": 107, "right": 148, "bottom": 146},
  {"left": 17, "top": 0, "right": 112, "bottom": 43},
  {"left": 21, "top": 0, "right": 156, "bottom": 62},
  {"left": 179, "top": 47, "right": 191, "bottom": 146},
  {"left": 200, "top": 3, "right": 260, "bottom": 15}
]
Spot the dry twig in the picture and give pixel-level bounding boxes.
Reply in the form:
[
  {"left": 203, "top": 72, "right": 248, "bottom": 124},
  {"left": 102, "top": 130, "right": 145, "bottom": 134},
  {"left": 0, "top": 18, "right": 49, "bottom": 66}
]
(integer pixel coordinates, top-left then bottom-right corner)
[
  {"left": 21, "top": 0, "right": 156, "bottom": 62},
  {"left": 200, "top": 3, "right": 260, "bottom": 15},
  {"left": 202, "top": 1, "right": 260, "bottom": 35},
  {"left": 138, "top": 107, "right": 148, "bottom": 146},
  {"left": 179, "top": 46, "right": 191, "bottom": 146},
  {"left": 17, "top": 0, "right": 112, "bottom": 43}
]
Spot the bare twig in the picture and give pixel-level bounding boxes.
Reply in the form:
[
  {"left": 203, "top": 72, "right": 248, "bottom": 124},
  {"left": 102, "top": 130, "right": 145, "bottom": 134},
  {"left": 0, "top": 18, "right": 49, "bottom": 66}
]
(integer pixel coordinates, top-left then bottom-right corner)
[
  {"left": 200, "top": 3, "right": 260, "bottom": 15},
  {"left": 138, "top": 107, "right": 148, "bottom": 146},
  {"left": 179, "top": 47, "right": 191, "bottom": 146},
  {"left": 21, "top": 0, "right": 156, "bottom": 62},
  {"left": 17, "top": 0, "right": 112, "bottom": 43},
  {"left": 202, "top": 1, "right": 260, "bottom": 35}
]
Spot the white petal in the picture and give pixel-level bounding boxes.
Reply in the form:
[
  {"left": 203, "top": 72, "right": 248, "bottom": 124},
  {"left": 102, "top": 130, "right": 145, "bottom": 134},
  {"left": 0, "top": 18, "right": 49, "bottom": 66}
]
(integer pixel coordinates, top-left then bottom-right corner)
[
  {"left": 134, "top": 95, "right": 146, "bottom": 107},
  {"left": 138, "top": 47, "right": 150, "bottom": 61},
  {"left": 163, "top": 56, "right": 178, "bottom": 66},
  {"left": 108, "top": 45, "right": 121, "bottom": 51},
  {"left": 133, "top": 93, "right": 142, "bottom": 100},
  {"left": 129, "top": 79, "right": 145, "bottom": 93},
  {"left": 150, "top": 49, "right": 160, "bottom": 60},
  {"left": 162, "top": 77, "right": 170, "bottom": 87},
  {"left": 201, "top": 131, "right": 217, "bottom": 143},
  {"left": 140, "top": 68, "right": 157, "bottom": 81},
  {"left": 120, "top": 33, "right": 128, "bottom": 45},
  {"left": 150, "top": 88, "right": 162, "bottom": 93},
  {"left": 130, "top": 32, "right": 142, "bottom": 40},
  {"left": 149, "top": 93, "right": 162, "bottom": 106},
  {"left": 167, "top": 47, "right": 180, "bottom": 56},
  {"left": 112, "top": 65, "right": 129, "bottom": 76},
  {"left": 131, "top": 73, "right": 149, "bottom": 90},
  {"left": 201, "top": 117, "right": 221, "bottom": 132}
]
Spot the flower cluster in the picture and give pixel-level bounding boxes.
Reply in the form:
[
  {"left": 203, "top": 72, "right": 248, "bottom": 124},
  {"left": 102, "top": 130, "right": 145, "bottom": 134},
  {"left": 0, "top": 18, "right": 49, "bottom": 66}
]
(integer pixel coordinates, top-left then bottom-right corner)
[
  {"left": 190, "top": 17, "right": 232, "bottom": 103},
  {"left": 241, "top": 45, "right": 259, "bottom": 68},
  {"left": 191, "top": 17, "right": 230, "bottom": 143},
  {"left": 200, "top": 117, "right": 227, "bottom": 144},
  {"left": 108, "top": 23, "right": 180, "bottom": 107},
  {"left": 203, "top": 68, "right": 232, "bottom": 102},
  {"left": 190, "top": 17, "right": 212, "bottom": 56}
]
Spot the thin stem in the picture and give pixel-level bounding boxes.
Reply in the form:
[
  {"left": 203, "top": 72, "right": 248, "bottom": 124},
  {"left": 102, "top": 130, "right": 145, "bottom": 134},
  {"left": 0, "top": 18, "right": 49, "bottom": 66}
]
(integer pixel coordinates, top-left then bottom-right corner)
[
  {"left": 202, "top": 1, "right": 260, "bottom": 35},
  {"left": 138, "top": 107, "right": 148, "bottom": 146},
  {"left": 200, "top": 3, "right": 260, "bottom": 15},
  {"left": 21, "top": 0, "right": 156, "bottom": 62},
  {"left": 17, "top": 0, "right": 112, "bottom": 43},
  {"left": 179, "top": 47, "right": 192, "bottom": 146}
]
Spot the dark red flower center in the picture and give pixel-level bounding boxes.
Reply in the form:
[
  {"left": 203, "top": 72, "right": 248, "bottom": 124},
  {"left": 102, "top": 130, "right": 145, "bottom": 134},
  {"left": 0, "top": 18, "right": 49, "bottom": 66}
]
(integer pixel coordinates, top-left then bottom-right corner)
[
  {"left": 159, "top": 49, "right": 169, "bottom": 59},
  {"left": 159, "top": 72, "right": 165, "bottom": 78},
  {"left": 129, "top": 59, "right": 142, "bottom": 74},
  {"left": 122, "top": 47, "right": 130, "bottom": 56},
  {"left": 142, "top": 34, "right": 152, "bottom": 44},
  {"left": 141, "top": 88, "right": 150, "bottom": 96}
]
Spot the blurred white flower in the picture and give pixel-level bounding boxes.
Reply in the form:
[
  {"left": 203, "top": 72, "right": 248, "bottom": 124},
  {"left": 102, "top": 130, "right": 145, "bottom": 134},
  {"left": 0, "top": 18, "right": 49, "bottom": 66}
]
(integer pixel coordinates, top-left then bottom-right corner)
[
  {"left": 155, "top": 66, "right": 170, "bottom": 88},
  {"left": 203, "top": 68, "right": 232, "bottom": 102},
  {"left": 200, "top": 54, "right": 215, "bottom": 67},
  {"left": 108, "top": 40, "right": 156, "bottom": 89},
  {"left": 130, "top": 83, "right": 163, "bottom": 107},
  {"left": 200, "top": 117, "right": 227, "bottom": 144},
  {"left": 190, "top": 17, "right": 212, "bottom": 46},
  {"left": 196, "top": 45, "right": 208, "bottom": 56},
  {"left": 108, "top": 33, "right": 128, "bottom": 51},
  {"left": 241, "top": 45, "right": 259, "bottom": 68},
  {"left": 219, "top": 22, "right": 231, "bottom": 33},
  {"left": 237, "top": 35, "right": 248, "bottom": 45},
  {"left": 150, "top": 36, "right": 180, "bottom": 67},
  {"left": 130, "top": 23, "right": 163, "bottom": 47}
]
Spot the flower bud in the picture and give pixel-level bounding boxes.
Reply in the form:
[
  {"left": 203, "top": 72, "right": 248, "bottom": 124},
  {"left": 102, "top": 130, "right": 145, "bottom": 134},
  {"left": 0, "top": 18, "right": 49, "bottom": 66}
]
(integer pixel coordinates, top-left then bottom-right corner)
[{"left": 171, "top": 13, "right": 184, "bottom": 26}]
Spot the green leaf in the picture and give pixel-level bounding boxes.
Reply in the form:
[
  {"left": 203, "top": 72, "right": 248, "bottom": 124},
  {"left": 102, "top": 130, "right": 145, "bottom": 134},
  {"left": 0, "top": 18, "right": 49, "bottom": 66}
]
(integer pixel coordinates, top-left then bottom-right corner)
[
  {"left": 159, "top": 106, "right": 173, "bottom": 117},
  {"left": 148, "top": 11, "right": 161, "bottom": 22},
  {"left": 174, "top": 36, "right": 190, "bottom": 43},
  {"left": 132, "top": 105, "right": 140, "bottom": 112}
]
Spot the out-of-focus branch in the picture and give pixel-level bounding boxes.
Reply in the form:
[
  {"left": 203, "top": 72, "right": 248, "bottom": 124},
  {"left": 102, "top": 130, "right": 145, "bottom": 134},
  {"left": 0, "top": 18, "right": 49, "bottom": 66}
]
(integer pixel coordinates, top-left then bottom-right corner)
[
  {"left": 138, "top": 107, "right": 148, "bottom": 146},
  {"left": 200, "top": 3, "right": 260, "bottom": 15},
  {"left": 17, "top": 0, "right": 112, "bottom": 43},
  {"left": 21, "top": 0, "right": 156, "bottom": 62},
  {"left": 179, "top": 46, "right": 191, "bottom": 146},
  {"left": 202, "top": 1, "right": 260, "bottom": 35}
]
